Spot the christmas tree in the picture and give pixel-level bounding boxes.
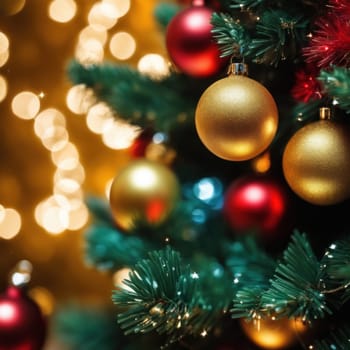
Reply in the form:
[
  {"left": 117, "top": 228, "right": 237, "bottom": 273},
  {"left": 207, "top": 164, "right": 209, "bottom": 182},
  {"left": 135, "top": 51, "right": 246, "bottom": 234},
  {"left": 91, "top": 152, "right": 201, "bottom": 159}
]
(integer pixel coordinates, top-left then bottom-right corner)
[{"left": 2, "top": 0, "right": 350, "bottom": 349}]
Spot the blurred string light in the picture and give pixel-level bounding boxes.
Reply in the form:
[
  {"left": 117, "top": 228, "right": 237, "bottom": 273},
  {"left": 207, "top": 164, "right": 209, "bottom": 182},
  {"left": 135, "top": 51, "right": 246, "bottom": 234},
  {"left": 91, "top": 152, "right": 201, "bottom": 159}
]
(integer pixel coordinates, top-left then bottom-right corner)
[
  {"left": 113, "top": 267, "right": 133, "bottom": 292},
  {"left": 251, "top": 151, "right": 271, "bottom": 173},
  {"left": 11, "top": 91, "right": 41, "bottom": 120},
  {"left": 32, "top": 107, "right": 89, "bottom": 235},
  {"left": 109, "top": 31, "right": 136, "bottom": 60},
  {"left": 192, "top": 177, "right": 224, "bottom": 209},
  {"left": 0, "top": 75, "right": 8, "bottom": 102},
  {"left": 0, "top": 32, "right": 9, "bottom": 68},
  {"left": 0, "top": 206, "right": 22, "bottom": 240},
  {"left": 137, "top": 54, "right": 170, "bottom": 80},
  {"left": 48, "top": 0, "right": 77, "bottom": 23}
]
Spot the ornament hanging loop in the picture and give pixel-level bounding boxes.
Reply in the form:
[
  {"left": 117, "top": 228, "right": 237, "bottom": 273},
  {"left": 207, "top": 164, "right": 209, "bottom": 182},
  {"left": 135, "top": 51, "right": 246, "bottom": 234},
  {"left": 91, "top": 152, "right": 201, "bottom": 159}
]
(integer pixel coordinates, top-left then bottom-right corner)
[
  {"left": 227, "top": 62, "right": 248, "bottom": 76},
  {"left": 9, "top": 260, "right": 33, "bottom": 287},
  {"left": 319, "top": 107, "right": 331, "bottom": 120}
]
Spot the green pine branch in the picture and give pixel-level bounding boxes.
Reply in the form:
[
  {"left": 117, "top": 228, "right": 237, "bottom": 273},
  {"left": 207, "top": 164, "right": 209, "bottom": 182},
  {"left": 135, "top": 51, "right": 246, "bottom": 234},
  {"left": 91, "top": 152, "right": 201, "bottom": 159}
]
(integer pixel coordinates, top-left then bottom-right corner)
[
  {"left": 319, "top": 67, "right": 350, "bottom": 114},
  {"left": 113, "top": 247, "right": 232, "bottom": 346},
  {"left": 67, "top": 61, "right": 198, "bottom": 133},
  {"left": 313, "top": 324, "right": 350, "bottom": 350}
]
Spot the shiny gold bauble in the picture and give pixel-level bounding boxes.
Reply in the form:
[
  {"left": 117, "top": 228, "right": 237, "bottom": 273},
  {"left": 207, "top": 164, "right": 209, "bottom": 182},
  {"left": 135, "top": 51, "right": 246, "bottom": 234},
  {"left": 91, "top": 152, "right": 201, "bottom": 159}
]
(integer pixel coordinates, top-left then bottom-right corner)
[
  {"left": 109, "top": 159, "right": 180, "bottom": 231},
  {"left": 240, "top": 317, "right": 307, "bottom": 349},
  {"left": 283, "top": 120, "right": 350, "bottom": 205},
  {"left": 195, "top": 73, "right": 278, "bottom": 161}
]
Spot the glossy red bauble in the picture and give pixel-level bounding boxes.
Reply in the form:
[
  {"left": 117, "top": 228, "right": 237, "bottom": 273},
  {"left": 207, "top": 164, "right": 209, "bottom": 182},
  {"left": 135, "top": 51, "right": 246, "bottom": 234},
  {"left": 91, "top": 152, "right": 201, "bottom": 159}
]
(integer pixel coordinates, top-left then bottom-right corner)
[
  {"left": 223, "top": 176, "right": 290, "bottom": 239},
  {"left": 0, "top": 286, "right": 46, "bottom": 350},
  {"left": 166, "top": 3, "right": 225, "bottom": 77}
]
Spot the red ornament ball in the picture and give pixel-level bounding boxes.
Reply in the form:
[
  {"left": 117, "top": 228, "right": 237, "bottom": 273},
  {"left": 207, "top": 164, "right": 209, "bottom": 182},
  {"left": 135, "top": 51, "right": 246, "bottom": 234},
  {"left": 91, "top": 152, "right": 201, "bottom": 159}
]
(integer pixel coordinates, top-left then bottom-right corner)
[
  {"left": 223, "top": 176, "right": 290, "bottom": 239},
  {"left": 0, "top": 286, "right": 46, "bottom": 350},
  {"left": 128, "top": 129, "right": 153, "bottom": 158},
  {"left": 166, "top": 4, "right": 225, "bottom": 77}
]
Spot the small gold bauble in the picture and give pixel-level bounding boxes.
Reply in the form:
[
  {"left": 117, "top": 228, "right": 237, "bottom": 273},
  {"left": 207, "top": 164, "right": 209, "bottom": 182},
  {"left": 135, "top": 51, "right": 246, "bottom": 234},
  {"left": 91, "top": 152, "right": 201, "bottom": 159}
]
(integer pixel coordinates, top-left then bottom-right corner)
[
  {"left": 282, "top": 120, "right": 350, "bottom": 205},
  {"left": 240, "top": 317, "right": 307, "bottom": 349},
  {"left": 109, "top": 159, "right": 180, "bottom": 231},
  {"left": 195, "top": 73, "right": 278, "bottom": 161}
]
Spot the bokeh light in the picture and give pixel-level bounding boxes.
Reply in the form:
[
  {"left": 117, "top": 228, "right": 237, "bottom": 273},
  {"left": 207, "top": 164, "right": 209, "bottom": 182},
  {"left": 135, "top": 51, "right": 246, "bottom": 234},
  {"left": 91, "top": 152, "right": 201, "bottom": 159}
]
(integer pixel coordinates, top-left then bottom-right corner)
[
  {"left": 0, "top": 50, "right": 9, "bottom": 67},
  {"left": 41, "top": 126, "right": 69, "bottom": 152},
  {"left": 0, "top": 75, "right": 8, "bottom": 102},
  {"left": 29, "top": 287, "right": 55, "bottom": 316},
  {"left": 0, "top": 32, "right": 9, "bottom": 55},
  {"left": 0, "top": 208, "right": 22, "bottom": 240},
  {"left": 113, "top": 267, "right": 133, "bottom": 291},
  {"left": 86, "top": 102, "right": 115, "bottom": 134},
  {"left": 75, "top": 38, "right": 105, "bottom": 64},
  {"left": 137, "top": 54, "right": 170, "bottom": 80},
  {"left": 109, "top": 31, "right": 136, "bottom": 60},
  {"left": 88, "top": 2, "right": 119, "bottom": 31},
  {"left": 66, "top": 84, "right": 95, "bottom": 115},
  {"left": 103, "top": 0, "right": 130, "bottom": 18},
  {"left": 51, "top": 142, "right": 80, "bottom": 170},
  {"left": 11, "top": 91, "right": 41, "bottom": 120},
  {"left": 79, "top": 26, "right": 108, "bottom": 46},
  {"left": 48, "top": 0, "right": 77, "bottom": 23},
  {"left": 34, "top": 108, "right": 66, "bottom": 137}
]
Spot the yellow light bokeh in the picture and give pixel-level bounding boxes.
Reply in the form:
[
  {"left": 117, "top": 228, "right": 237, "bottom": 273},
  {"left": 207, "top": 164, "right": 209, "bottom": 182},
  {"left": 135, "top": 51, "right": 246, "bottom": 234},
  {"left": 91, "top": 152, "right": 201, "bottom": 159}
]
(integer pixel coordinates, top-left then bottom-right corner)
[
  {"left": 41, "top": 125, "right": 69, "bottom": 152},
  {"left": 29, "top": 287, "right": 55, "bottom": 316},
  {"left": 102, "top": 119, "right": 140, "bottom": 149},
  {"left": 11, "top": 91, "right": 41, "bottom": 120},
  {"left": 103, "top": 0, "right": 130, "bottom": 18},
  {"left": 109, "top": 31, "right": 136, "bottom": 60},
  {"left": 66, "top": 84, "right": 95, "bottom": 114},
  {"left": 79, "top": 26, "right": 108, "bottom": 46},
  {"left": 66, "top": 203, "right": 89, "bottom": 230},
  {"left": 86, "top": 102, "right": 115, "bottom": 134},
  {"left": 0, "top": 32, "right": 9, "bottom": 55},
  {"left": 51, "top": 142, "right": 80, "bottom": 170},
  {"left": 75, "top": 38, "right": 105, "bottom": 64},
  {"left": 0, "top": 50, "right": 9, "bottom": 67},
  {"left": 88, "top": 2, "right": 119, "bottom": 31},
  {"left": 0, "top": 208, "right": 22, "bottom": 240},
  {"left": 54, "top": 164, "right": 85, "bottom": 186},
  {"left": 34, "top": 108, "right": 66, "bottom": 138},
  {"left": 113, "top": 267, "right": 133, "bottom": 291},
  {"left": 48, "top": 0, "right": 77, "bottom": 23},
  {"left": 137, "top": 54, "right": 170, "bottom": 80},
  {"left": 0, "top": 75, "right": 8, "bottom": 102}
]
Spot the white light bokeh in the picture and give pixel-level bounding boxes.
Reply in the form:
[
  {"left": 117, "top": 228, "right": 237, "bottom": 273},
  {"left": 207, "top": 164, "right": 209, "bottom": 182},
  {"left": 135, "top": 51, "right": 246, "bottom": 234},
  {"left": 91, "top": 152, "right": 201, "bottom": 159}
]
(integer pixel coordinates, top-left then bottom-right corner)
[
  {"left": 79, "top": 26, "right": 108, "bottom": 46},
  {"left": 109, "top": 31, "right": 136, "bottom": 60},
  {"left": 48, "top": 0, "right": 77, "bottom": 23},
  {"left": 137, "top": 54, "right": 170, "bottom": 80},
  {"left": 0, "top": 32, "right": 9, "bottom": 55},
  {"left": 51, "top": 142, "right": 80, "bottom": 170},
  {"left": 66, "top": 84, "right": 96, "bottom": 114},
  {"left": 75, "top": 38, "right": 105, "bottom": 64},
  {"left": 88, "top": 2, "right": 119, "bottom": 31},
  {"left": 12, "top": 91, "right": 41, "bottom": 120},
  {"left": 34, "top": 108, "right": 66, "bottom": 137},
  {"left": 86, "top": 102, "right": 115, "bottom": 134},
  {"left": 0, "top": 208, "right": 22, "bottom": 240},
  {"left": 0, "top": 75, "right": 8, "bottom": 102},
  {"left": 0, "top": 50, "right": 9, "bottom": 68},
  {"left": 41, "top": 126, "right": 69, "bottom": 152},
  {"left": 102, "top": 0, "right": 130, "bottom": 18}
]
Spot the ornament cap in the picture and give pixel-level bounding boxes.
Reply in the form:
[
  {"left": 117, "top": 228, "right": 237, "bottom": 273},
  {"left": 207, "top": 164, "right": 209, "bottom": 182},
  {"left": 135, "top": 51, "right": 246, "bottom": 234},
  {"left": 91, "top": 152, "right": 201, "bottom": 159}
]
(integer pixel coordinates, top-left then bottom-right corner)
[
  {"left": 9, "top": 260, "right": 33, "bottom": 288},
  {"left": 319, "top": 107, "right": 331, "bottom": 120},
  {"left": 227, "top": 62, "right": 248, "bottom": 76}
]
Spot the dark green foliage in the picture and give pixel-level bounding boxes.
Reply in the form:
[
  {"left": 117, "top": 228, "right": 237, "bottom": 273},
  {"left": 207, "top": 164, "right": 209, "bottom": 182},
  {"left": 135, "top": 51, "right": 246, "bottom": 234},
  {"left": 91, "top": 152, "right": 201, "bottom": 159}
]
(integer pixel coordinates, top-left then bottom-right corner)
[
  {"left": 53, "top": 306, "right": 122, "bottom": 350},
  {"left": 153, "top": 3, "right": 181, "bottom": 29},
  {"left": 313, "top": 324, "right": 350, "bottom": 350},
  {"left": 113, "top": 247, "right": 232, "bottom": 346},
  {"left": 319, "top": 67, "right": 350, "bottom": 114}
]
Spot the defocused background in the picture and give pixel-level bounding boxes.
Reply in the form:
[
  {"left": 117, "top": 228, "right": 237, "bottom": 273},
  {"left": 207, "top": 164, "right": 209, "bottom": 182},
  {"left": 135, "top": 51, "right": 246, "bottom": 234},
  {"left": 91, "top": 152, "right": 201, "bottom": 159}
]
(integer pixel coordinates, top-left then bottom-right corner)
[{"left": 0, "top": 0, "right": 170, "bottom": 344}]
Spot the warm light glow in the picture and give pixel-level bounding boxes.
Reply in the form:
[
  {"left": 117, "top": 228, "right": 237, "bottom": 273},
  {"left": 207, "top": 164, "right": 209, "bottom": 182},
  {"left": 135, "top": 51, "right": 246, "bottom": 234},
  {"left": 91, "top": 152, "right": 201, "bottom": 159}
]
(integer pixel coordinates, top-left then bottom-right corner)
[
  {"left": 86, "top": 102, "right": 115, "bottom": 134},
  {"left": 113, "top": 267, "right": 133, "bottom": 291},
  {"left": 131, "top": 167, "right": 157, "bottom": 189},
  {"left": 51, "top": 142, "right": 80, "bottom": 170},
  {"left": 75, "top": 39, "right": 105, "bottom": 64},
  {"left": 41, "top": 126, "right": 69, "bottom": 152},
  {"left": 54, "top": 164, "right": 85, "bottom": 186},
  {"left": 88, "top": 2, "right": 119, "bottom": 31},
  {"left": 54, "top": 178, "right": 81, "bottom": 194},
  {"left": 53, "top": 189, "right": 84, "bottom": 211},
  {"left": 0, "top": 205, "right": 5, "bottom": 222},
  {"left": 29, "top": 287, "right": 55, "bottom": 316},
  {"left": 0, "top": 50, "right": 9, "bottom": 68},
  {"left": 109, "top": 31, "right": 136, "bottom": 60},
  {"left": 105, "top": 178, "right": 113, "bottom": 199},
  {"left": 0, "top": 75, "right": 8, "bottom": 102},
  {"left": 48, "top": 0, "right": 77, "bottom": 23},
  {"left": 102, "top": 119, "right": 140, "bottom": 149},
  {"left": 103, "top": 0, "right": 130, "bottom": 18},
  {"left": 252, "top": 152, "right": 271, "bottom": 173},
  {"left": 11, "top": 91, "right": 41, "bottom": 119},
  {"left": 79, "top": 26, "right": 108, "bottom": 46},
  {"left": 41, "top": 206, "right": 69, "bottom": 234},
  {"left": 0, "top": 0, "right": 26, "bottom": 16},
  {"left": 67, "top": 203, "right": 89, "bottom": 230},
  {"left": 0, "top": 32, "right": 9, "bottom": 55},
  {"left": 137, "top": 54, "right": 170, "bottom": 80},
  {"left": 34, "top": 108, "right": 66, "bottom": 138},
  {"left": 0, "top": 208, "right": 21, "bottom": 240},
  {"left": 66, "top": 84, "right": 95, "bottom": 114}
]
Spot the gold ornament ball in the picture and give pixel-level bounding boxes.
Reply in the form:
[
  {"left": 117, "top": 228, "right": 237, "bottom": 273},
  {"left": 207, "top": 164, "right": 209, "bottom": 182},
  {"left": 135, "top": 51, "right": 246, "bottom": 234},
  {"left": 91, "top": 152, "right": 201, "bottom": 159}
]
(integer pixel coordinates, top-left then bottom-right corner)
[
  {"left": 109, "top": 159, "right": 180, "bottom": 231},
  {"left": 195, "top": 74, "right": 278, "bottom": 161},
  {"left": 240, "top": 317, "right": 307, "bottom": 349},
  {"left": 283, "top": 120, "right": 350, "bottom": 205}
]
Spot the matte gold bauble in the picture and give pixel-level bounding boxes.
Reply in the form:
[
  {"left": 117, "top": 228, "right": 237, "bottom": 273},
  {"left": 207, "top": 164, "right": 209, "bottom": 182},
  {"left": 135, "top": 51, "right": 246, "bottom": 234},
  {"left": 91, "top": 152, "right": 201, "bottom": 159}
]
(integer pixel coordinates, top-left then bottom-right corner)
[
  {"left": 195, "top": 63, "right": 278, "bottom": 161},
  {"left": 240, "top": 317, "right": 307, "bottom": 349},
  {"left": 109, "top": 159, "right": 180, "bottom": 231},
  {"left": 282, "top": 119, "right": 350, "bottom": 205}
]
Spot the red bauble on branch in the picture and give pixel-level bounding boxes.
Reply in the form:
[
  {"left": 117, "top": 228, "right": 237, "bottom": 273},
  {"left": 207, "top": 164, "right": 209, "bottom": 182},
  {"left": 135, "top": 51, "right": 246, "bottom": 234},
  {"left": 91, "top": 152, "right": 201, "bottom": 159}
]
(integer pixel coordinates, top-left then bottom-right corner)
[
  {"left": 223, "top": 176, "right": 291, "bottom": 240},
  {"left": 0, "top": 286, "right": 47, "bottom": 350},
  {"left": 166, "top": 0, "right": 226, "bottom": 78}
]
